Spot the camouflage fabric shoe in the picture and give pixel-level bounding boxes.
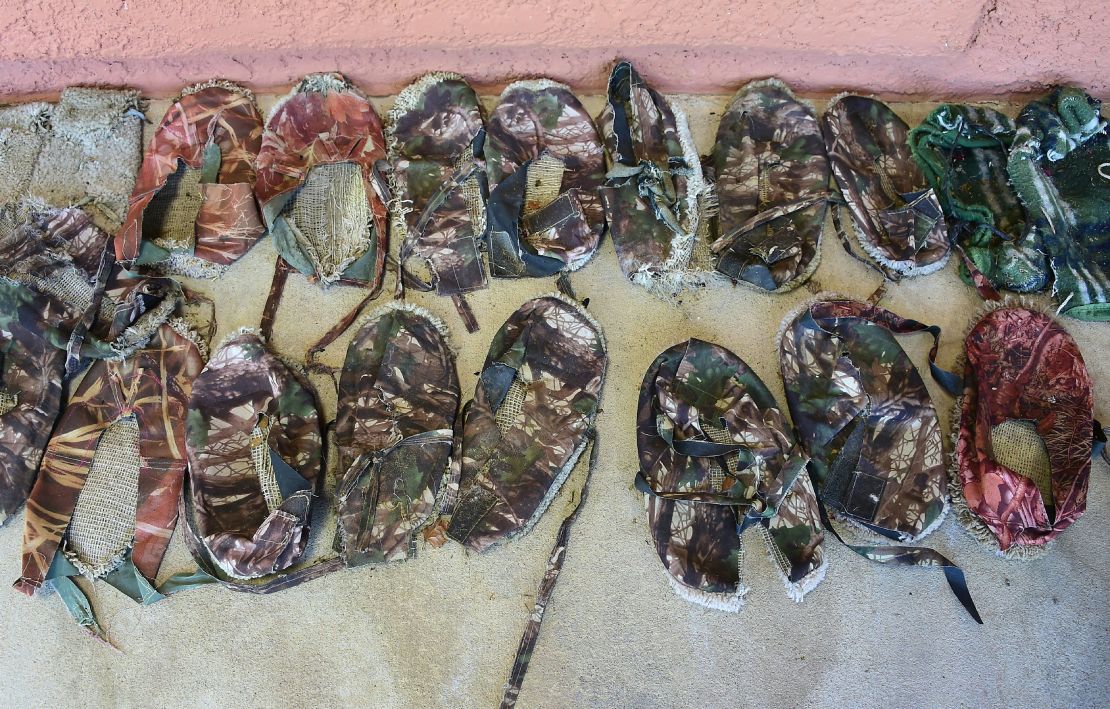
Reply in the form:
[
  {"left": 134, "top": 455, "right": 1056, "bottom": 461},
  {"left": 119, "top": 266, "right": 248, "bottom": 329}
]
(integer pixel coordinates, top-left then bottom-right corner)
[
  {"left": 255, "top": 74, "right": 390, "bottom": 339},
  {"left": 0, "top": 207, "right": 130, "bottom": 525},
  {"left": 334, "top": 303, "right": 459, "bottom": 566},
  {"left": 484, "top": 80, "right": 606, "bottom": 278},
  {"left": 446, "top": 293, "right": 607, "bottom": 551},
  {"left": 1008, "top": 87, "right": 1110, "bottom": 320},
  {"left": 910, "top": 104, "right": 1047, "bottom": 298},
  {"left": 709, "top": 79, "right": 830, "bottom": 292},
  {"left": 779, "top": 296, "right": 981, "bottom": 622},
  {"left": 388, "top": 73, "right": 488, "bottom": 329},
  {"left": 14, "top": 293, "right": 206, "bottom": 640},
  {"left": 636, "top": 338, "right": 825, "bottom": 610},
  {"left": 951, "top": 304, "right": 1095, "bottom": 558},
  {"left": 823, "top": 95, "right": 950, "bottom": 278},
  {"left": 116, "top": 81, "right": 265, "bottom": 278},
  {"left": 182, "top": 329, "right": 323, "bottom": 583},
  {"left": 598, "top": 61, "right": 714, "bottom": 297}
]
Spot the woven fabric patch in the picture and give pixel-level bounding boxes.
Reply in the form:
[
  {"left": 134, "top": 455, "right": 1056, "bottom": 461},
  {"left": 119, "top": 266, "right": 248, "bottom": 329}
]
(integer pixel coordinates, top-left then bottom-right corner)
[
  {"left": 285, "top": 161, "right": 370, "bottom": 279},
  {"left": 251, "top": 417, "right": 283, "bottom": 513},
  {"left": 66, "top": 416, "right": 141, "bottom": 576},
  {"left": 991, "top": 419, "right": 1053, "bottom": 505},
  {"left": 143, "top": 162, "right": 204, "bottom": 251},
  {"left": 524, "top": 154, "right": 565, "bottom": 216}
]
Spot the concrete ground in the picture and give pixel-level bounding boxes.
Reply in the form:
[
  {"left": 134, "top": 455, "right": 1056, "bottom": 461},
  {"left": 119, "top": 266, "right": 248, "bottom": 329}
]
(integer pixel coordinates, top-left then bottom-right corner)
[{"left": 0, "top": 90, "right": 1107, "bottom": 708}]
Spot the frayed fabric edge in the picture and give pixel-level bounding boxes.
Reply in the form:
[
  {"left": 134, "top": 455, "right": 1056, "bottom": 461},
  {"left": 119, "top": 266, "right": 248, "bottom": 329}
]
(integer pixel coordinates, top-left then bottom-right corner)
[{"left": 665, "top": 573, "right": 747, "bottom": 613}]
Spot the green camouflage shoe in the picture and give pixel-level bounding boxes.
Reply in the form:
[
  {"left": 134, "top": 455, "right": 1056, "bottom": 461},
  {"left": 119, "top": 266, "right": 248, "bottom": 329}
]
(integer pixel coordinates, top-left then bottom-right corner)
[
  {"left": 116, "top": 81, "right": 265, "bottom": 278},
  {"left": 388, "top": 73, "right": 488, "bottom": 330},
  {"left": 1008, "top": 87, "right": 1110, "bottom": 320},
  {"left": 709, "top": 79, "right": 830, "bottom": 292},
  {"left": 334, "top": 303, "right": 459, "bottom": 566},
  {"left": 823, "top": 95, "right": 950, "bottom": 278},
  {"left": 446, "top": 293, "right": 607, "bottom": 551},
  {"left": 181, "top": 329, "right": 323, "bottom": 584},
  {"left": 779, "top": 296, "right": 980, "bottom": 622},
  {"left": 910, "top": 104, "right": 1048, "bottom": 297},
  {"left": 598, "top": 61, "right": 715, "bottom": 298},
  {"left": 637, "top": 338, "right": 825, "bottom": 610},
  {"left": 484, "top": 80, "right": 606, "bottom": 278}
]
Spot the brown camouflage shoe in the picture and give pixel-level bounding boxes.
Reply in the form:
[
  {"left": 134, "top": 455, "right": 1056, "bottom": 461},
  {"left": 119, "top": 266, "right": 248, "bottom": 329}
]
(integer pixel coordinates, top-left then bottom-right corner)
[
  {"left": 779, "top": 295, "right": 981, "bottom": 621},
  {"left": 446, "top": 293, "right": 607, "bottom": 551},
  {"left": 14, "top": 290, "right": 207, "bottom": 639},
  {"left": 822, "top": 95, "right": 950, "bottom": 278},
  {"left": 388, "top": 73, "right": 488, "bottom": 328},
  {"left": 182, "top": 329, "right": 323, "bottom": 582},
  {"left": 255, "top": 73, "right": 390, "bottom": 339},
  {"left": 637, "top": 338, "right": 825, "bottom": 610},
  {"left": 951, "top": 304, "right": 1096, "bottom": 558},
  {"left": 598, "top": 61, "right": 715, "bottom": 298},
  {"left": 484, "top": 80, "right": 606, "bottom": 278},
  {"left": 334, "top": 303, "right": 459, "bottom": 565},
  {"left": 709, "top": 79, "right": 830, "bottom": 292},
  {"left": 0, "top": 207, "right": 122, "bottom": 525},
  {"left": 116, "top": 81, "right": 265, "bottom": 278}
]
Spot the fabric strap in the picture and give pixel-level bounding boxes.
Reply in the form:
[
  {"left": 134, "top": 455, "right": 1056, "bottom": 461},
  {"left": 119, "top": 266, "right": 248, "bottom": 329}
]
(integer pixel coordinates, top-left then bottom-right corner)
[{"left": 500, "top": 430, "right": 598, "bottom": 709}]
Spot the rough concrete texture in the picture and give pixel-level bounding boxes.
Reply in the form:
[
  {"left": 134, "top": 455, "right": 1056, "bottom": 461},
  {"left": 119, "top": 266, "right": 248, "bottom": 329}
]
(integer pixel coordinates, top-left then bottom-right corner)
[
  {"left": 0, "top": 1, "right": 1108, "bottom": 99},
  {"left": 0, "top": 91, "right": 1108, "bottom": 708}
]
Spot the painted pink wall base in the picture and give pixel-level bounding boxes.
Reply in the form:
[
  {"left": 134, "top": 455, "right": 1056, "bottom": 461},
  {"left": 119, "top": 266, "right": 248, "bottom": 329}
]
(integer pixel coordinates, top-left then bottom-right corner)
[{"left": 0, "top": 0, "right": 1106, "bottom": 100}]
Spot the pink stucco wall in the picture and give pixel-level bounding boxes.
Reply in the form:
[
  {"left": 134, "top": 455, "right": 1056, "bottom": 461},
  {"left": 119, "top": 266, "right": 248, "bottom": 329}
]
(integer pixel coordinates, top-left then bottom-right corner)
[{"left": 0, "top": 0, "right": 1105, "bottom": 100}]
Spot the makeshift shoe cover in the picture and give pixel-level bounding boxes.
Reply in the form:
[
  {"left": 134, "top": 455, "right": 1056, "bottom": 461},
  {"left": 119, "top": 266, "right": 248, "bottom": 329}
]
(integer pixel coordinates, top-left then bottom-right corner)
[
  {"left": 1008, "top": 87, "right": 1110, "bottom": 320},
  {"left": 484, "top": 80, "right": 606, "bottom": 278},
  {"left": 0, "top": 207, "right": 116, "bottom": 524},
  {"left": 255, "top": 73, "right": 389, "bottom": 289},
  {"left": 823, "top": 95, "right": 950, "bottom": 277},
  {"left": 709, "top": 79, "right": 830, "bottom": 292},
  {"left": 636, "top": 338, "right": 825, "bottom": 610},
  {"left": 388, "top": 73, "right": 488, "bottom": 304},
  {"left": 910, "top": 104, "right": 1047, "bottom": 297},
  {"left": 334, "top": 303, "right": 459, "bottom": 565},
  {"left": 116, "top": 82, "right": 265, "bottom": 277},
  {"left": 446, "top": 293, "right": 607, "bottom": 551},
  {"left": 598, "top": 61, "right": 714, "bottom": 297},
  {"left": 0, "top": 87, "right": 143, "bottom": 237},
  {"left": 780, "top": 296, "right": 981, "bottom": 621},
  {"left": 15, "top": 287, "right": 206, "bottom": 638},
  {"left": 182, "top": 330, "right": 323, "bottom": 582},
  {"left": 951, "top": 304, "right": 1095, "bottom": 557}
]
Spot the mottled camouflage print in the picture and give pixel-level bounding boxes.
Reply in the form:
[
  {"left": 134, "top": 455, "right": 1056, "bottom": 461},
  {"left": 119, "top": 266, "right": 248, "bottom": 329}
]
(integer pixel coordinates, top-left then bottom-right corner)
[
  {"left": 637, "top": 339, "right": 824, "bottom": 607},
  {"left": 485, "top": 81, "right": 605, "bottom": 276},
  {"left": 910, "top": 104, "right": 1047, "bottom": 296},
  {"left": 15, "top": 321, "right": 204, "bottom": 595},
  {"left": 255, "top": 73, "right": 389, "bottom": 288},
  {"left": 446, "top": 294, "right": 606, "bottom": 551},
  {"left": 709, "top": 80, "right": 829, "bottom": 292},
  {"left": 0, "top": 207, "right": 118, "bottom": 524},
  {"left": 955, "top": 306, "right": 1093, "bottom": 552},
  {"left": 779, "top": 297, "right": 947, "bottom": 541},
  {"left": 598, "top": 62, "right": 709, "bottom": 293},
  {"left": 389, "top": 73, "right": 487, "bottom": 297},
  {"left": 184, "top": 330, "right": 323, "bottom": 580},
  {"left": 334, "top": 303, "right": 459, "bottom": 565},
  {"left": 1008, "top": 87, "right": 1110, "bottom": 321},
  {"left": 823, "top": 95, "right": 950, "bottom": 276},
  {"left": 116, "top": 82, "right": 265, "bottom": 275}
]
